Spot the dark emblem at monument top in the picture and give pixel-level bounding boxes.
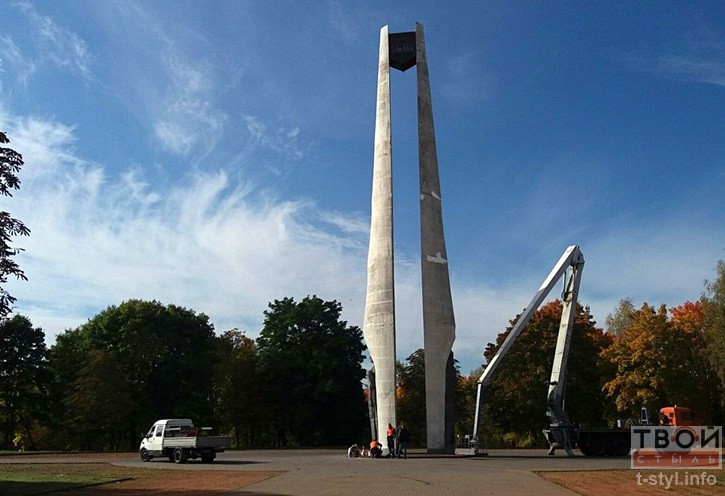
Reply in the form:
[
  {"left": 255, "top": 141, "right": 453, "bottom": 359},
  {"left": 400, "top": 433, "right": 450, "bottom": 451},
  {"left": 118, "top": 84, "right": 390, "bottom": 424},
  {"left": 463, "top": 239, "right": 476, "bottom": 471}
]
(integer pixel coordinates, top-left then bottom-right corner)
[{"left": 389, "top": 31, "right": 416, "bottom": 72}]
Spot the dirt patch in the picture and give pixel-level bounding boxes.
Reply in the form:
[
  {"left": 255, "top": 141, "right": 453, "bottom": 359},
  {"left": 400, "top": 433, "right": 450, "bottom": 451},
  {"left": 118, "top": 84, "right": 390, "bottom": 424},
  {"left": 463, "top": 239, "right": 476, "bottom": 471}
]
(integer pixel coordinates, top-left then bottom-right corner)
[
  {"left": 70, "top": 470, "right": 281, "bottom": 495},
  {"left": 0, "top": 462, "right": 282, "bottom": 496},
  {"left": 538, "top": 469, "right": 724, "bottom": 496}
]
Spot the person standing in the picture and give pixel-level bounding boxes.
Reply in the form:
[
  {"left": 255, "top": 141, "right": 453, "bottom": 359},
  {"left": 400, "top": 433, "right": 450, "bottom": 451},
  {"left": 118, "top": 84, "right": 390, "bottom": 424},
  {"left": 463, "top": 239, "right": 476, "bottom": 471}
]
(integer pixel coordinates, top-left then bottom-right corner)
[
  {"left": 396, "top": 422, "right": 411, "bottom": 459},
  {"left": 386, "top": 423, "right": 396, "bottom": 458}
]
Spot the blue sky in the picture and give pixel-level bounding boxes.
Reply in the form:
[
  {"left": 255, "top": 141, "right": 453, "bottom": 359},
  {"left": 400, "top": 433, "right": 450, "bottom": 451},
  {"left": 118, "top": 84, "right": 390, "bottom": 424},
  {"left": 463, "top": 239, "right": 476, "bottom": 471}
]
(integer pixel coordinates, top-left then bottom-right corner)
[{"left": 1, "top": 1, "right": 723, "bottom": 374}]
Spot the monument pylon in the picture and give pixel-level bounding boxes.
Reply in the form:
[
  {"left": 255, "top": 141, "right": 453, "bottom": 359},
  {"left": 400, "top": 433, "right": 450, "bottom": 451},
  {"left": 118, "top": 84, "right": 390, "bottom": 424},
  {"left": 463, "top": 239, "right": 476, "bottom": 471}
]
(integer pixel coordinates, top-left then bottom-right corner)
[{"left": 363, "top": 22, "right": 455, "bottom": 454}]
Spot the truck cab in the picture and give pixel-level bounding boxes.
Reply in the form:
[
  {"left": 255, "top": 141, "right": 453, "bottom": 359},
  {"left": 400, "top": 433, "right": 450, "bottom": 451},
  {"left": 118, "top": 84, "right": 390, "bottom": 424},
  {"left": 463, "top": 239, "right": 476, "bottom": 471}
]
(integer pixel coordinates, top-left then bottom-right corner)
[
  {"left": 141, "top": 419, "right": 192, "bottom": 457},
  {"left": 659, "top": 406, "right": 696, "bottom": 426}
]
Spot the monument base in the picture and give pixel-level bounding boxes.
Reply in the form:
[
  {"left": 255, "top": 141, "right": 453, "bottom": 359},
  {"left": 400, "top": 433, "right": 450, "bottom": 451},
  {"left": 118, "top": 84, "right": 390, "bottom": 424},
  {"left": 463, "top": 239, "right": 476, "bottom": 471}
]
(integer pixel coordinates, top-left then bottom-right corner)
[{"left": 426, "top": 447, "right": 455, "bottom": 455}]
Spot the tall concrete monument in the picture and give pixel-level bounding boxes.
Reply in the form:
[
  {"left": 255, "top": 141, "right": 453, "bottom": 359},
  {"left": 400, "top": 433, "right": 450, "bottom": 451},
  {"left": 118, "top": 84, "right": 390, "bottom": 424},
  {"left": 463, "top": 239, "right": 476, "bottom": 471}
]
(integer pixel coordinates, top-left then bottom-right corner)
[
  {"left": 363, "top": 25, "right": 397, "bottom": 450},
  {"left": 363, "top": 23, "right": 456, "bottom": 454}
]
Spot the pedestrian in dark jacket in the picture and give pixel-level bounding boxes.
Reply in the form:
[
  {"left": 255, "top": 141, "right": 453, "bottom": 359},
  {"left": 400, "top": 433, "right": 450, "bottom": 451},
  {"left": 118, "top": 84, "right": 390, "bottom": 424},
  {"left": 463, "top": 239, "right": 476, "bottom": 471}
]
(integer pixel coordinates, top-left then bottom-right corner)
[{"left": 396, "top": 423, "right": 411, "bottom": 459}]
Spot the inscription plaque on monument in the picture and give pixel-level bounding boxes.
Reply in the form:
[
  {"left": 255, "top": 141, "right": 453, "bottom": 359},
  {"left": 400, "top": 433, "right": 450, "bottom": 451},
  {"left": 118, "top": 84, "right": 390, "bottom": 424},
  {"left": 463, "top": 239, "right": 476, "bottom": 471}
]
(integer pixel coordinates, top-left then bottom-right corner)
[{"left": 389, "top": 31, "right": 416, "bottom": 72}]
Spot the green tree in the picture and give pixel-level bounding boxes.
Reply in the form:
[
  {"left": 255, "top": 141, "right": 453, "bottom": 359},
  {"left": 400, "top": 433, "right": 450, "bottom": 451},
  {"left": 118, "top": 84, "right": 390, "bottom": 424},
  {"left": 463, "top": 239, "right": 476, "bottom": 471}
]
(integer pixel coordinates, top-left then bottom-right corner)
[
  {"left": 64, "top": 350, "right": 133, "bottom": 450},
  {"left": 45, "top": 329, "right": 89, "bottom": 450},
  {"left": 215, "top": 329, "right": 263, "bottom": 447},
  {"left": 0, "top": 132, "right": 30, "bottom": 318},
  {"left": 481, "top": 301, "right": 609, "bottom": 448},
  {"left": 396, "top": 349, "right": 427, "bottom": 447},
  {"left": 0, "top": 315, "right": 47, "bottom": 450},
  {"left": 455, "top": 366, "right": 482, "bottom": 441},
  {"left": 703, "top": 260, "right": 725, "bottom": 411},
  {"left": 605, "top": 298, "right": 635, "bottom": 336},
  {"left": 256, "top": 296, "right": 367, "bottom": 446},
  {"left": 48, "top": 299, "right": 217, "bottom": 449}
]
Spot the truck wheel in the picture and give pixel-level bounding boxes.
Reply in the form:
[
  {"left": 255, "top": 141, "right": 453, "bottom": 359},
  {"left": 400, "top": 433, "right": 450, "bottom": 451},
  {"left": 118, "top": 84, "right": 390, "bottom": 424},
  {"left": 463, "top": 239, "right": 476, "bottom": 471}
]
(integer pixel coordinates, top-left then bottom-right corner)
[
  {"left": 577, "top": 436, "right": 592, "bottom": 456},
  {"left": 609, "top": 439, "right": 629, "bottom": 457},
  {"left": 173, "top": 448, "right": 188, "bottom": 464},
  {"left": 591, "top": 438, "right": 607, "bottom": 457},
  {"left": 201, "top": 452, "right": 215, "bottom": 463},
  {"left": 140, "top": 449, "right": 151, "bottom": 462}
]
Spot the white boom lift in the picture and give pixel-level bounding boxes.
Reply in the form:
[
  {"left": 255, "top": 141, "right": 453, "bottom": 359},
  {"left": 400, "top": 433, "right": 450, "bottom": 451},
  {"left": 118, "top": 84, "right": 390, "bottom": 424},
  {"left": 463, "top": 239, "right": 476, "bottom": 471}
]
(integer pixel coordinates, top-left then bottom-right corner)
[{"left": 460, "top": 245, "right": 584, "bottom": 456}]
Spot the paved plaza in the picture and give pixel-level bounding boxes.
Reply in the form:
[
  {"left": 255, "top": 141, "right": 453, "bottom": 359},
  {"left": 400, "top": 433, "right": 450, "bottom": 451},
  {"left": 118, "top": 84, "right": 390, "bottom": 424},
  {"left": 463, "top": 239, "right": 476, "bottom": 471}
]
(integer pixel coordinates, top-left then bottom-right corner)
[
  {"left": 24, "top": 448, "right": 628, "bottom": 495},
  {"left": 219, "top": 449, "right": 625, "bottom": 495}
]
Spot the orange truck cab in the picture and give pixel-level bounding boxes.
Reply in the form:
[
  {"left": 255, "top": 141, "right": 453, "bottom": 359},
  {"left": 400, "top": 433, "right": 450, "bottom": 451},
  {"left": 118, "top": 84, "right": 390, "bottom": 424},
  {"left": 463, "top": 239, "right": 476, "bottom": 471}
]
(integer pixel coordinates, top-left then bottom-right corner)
[{"left": 659, "top": 406, "right": 696, "bottom": 426}]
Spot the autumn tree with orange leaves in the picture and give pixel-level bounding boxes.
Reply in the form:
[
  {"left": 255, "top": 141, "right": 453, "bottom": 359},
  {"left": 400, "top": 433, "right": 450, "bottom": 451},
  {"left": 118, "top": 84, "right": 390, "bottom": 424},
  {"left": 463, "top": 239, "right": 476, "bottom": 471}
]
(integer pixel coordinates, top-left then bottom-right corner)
[{"left": 600, "top": 301, "right": 721, "bottom": 423}]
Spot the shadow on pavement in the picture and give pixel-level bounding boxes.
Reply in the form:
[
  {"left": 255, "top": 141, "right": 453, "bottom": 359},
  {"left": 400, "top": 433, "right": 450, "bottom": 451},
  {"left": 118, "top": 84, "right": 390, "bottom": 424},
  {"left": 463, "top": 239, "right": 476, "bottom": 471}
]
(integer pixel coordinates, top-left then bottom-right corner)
[{"left": 147, "top": 460, "right": 263, "bottom": 466}]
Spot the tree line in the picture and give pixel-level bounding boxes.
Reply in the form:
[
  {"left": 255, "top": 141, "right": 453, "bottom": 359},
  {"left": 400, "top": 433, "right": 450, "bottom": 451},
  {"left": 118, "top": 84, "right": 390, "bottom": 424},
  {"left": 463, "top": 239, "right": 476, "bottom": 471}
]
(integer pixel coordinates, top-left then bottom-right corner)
[
  {"left": 1, "top": 296, "right": 369, "bottom": 451},
  {"left": 4, "top": 259, "right": 722, "bottom": 452}
]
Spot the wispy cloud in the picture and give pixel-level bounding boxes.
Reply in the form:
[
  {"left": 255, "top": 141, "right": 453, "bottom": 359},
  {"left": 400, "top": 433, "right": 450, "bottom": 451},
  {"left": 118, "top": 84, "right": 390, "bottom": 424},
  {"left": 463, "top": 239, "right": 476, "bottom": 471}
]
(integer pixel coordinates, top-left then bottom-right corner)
[
  {"left": 584, "top": 221, "right": 725, "bottom": 305},
  {"left": 3, "top": 114, "right": 79, "bottom": 180},
  {"left": 317, "top": 210, "right": 370, "bottom": 237},
  {"left": 326, "top": 1, "right": 365, "bottom": 44},
  {"left": 0, "top": 35, "right": 37, "bottom": 88},
  {"left": 621, "top": 25, "right": 725, "bottom": 87},
  {"left": 153, "top": 54, "right": 227, "bottom": 156},
  {"left": 441, "top": 50, "right": 494, "bottom": 105},
  {"left": 15, "top": 1, "right": 94, "bottom": 82},
  {"left": 2, "top": 113, "right": 363, "bottom": 336},
  {"left": 647, "top": 56, "right": 725, "bottom": 87},
  {"left": 244, "top": 115, "right": 309, "bottom": 161}
]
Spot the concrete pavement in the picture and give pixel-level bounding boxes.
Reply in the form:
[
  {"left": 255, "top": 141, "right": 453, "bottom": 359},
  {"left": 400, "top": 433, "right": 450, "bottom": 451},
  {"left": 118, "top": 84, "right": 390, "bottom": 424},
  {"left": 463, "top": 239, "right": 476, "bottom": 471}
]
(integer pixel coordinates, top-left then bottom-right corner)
[
  {"left": 128, "top": 449, "right": 629, "bottom": 495},
  {"left": 1, "top": 449, "right": 631, "bottom": 495}
]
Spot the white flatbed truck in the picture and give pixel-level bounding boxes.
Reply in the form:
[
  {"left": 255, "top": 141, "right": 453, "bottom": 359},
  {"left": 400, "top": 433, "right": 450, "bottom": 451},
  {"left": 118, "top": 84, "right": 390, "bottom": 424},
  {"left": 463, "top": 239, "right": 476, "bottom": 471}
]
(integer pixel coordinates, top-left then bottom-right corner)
[{"left": 139, "top": 419, "right": 230, "bottom": 463}]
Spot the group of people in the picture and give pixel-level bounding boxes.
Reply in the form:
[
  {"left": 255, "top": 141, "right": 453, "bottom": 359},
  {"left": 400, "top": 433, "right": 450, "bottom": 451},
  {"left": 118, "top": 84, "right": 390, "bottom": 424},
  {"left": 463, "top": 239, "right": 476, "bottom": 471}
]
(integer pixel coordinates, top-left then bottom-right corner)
[{"left": 369, "top": 422, "right": 410, "bottom": 459}]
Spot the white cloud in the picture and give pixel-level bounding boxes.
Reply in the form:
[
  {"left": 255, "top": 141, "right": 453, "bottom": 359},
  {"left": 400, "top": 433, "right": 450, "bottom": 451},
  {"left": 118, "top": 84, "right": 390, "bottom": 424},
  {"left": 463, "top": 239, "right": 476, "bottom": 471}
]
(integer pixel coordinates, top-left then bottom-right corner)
[
  {"left": 2, "top": 113, "right": 79, "bottom": 181},
  {"left": 317, "top": 210, "right": 370, "bottom": 237},
  {"left": 2, "top": 113, "right": 366, "bottom": 341},
  {"left": 153, "top": 119, "right": 196, "bottom": 156},
  {"left": 583, "top": 222, "right": 725, "bottom": 311},
  {"left": 15, "top": 1, "right": 94, "bottom": 82},
  {"left": 641, "top": 55, "right": 725, "bottom": 87},
  {"left": 622, "top": 25, "right": 725, "bottom": 87},
  {"left": 244, "top": 115, "right": 309, "bottom": 160},
  {"left": 0, "top": 35, "right": 37, "bottom": 88},
  {"left": 120, "top": 169, "right": 162, "bottom": 206},
  {"left": 153, "top": 54, "right": 227, "bottom": 156}
]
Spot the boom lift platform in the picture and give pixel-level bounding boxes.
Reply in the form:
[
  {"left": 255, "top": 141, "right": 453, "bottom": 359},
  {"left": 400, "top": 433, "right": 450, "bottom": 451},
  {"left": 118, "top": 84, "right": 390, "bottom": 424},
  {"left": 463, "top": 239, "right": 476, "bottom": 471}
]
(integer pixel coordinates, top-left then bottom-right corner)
[{"left": 457, "top": 245, "right": 584, "bottom": 456}]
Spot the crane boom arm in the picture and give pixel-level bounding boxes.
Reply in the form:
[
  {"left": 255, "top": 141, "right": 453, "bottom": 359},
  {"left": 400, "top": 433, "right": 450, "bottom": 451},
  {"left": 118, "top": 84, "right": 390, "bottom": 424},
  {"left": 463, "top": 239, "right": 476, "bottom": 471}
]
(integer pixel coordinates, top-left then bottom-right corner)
[{"left": 471, "top": 245, "right": 584, "bottom": 444}]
